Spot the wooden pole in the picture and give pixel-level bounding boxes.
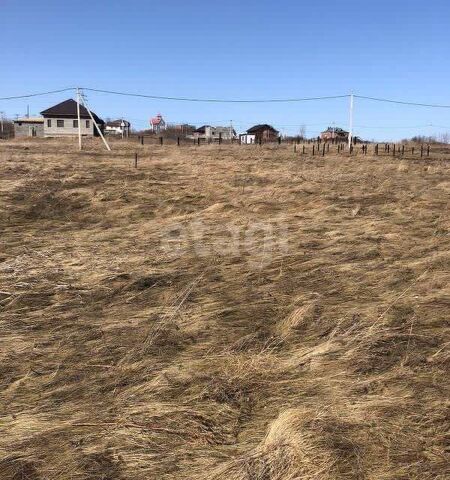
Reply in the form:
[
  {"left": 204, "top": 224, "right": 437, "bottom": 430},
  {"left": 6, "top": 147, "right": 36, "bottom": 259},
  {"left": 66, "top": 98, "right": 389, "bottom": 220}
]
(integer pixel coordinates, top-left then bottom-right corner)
[
  {"left": 79, "top": 94, "right": 111, "bottom": 151},
  {"left": 76, "top": 87, "right": 82, "bottom": 150},
  {"left": 134, "top": 153, "right": 138, "bottom": 168}
]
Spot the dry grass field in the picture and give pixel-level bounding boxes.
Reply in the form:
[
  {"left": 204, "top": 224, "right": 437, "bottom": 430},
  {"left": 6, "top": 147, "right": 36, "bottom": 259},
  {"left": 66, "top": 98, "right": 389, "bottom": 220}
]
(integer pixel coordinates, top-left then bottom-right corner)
[{"left": 0, "top": 138, "right": 449, "bottom": 479}]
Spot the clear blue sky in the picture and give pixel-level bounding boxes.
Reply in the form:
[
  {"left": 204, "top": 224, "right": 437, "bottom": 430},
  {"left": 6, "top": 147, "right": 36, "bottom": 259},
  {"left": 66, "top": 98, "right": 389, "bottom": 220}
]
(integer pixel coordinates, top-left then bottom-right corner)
[{"left": 1, "top": 0, "right": 450, "bottom": 140}]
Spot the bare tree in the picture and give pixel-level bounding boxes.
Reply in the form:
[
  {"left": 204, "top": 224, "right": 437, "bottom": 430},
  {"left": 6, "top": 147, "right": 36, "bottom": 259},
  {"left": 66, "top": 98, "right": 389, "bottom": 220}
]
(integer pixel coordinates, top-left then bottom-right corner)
[{"left": 299, "top": 125, "right": 306, "bottom": 139}]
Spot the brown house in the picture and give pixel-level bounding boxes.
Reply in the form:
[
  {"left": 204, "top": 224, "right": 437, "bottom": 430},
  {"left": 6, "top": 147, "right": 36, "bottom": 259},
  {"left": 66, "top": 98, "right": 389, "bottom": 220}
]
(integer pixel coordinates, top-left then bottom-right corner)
[
  {"left": 320, "top": 126, "right": 348, "bottom": 142},
  {"left": 246, "top": 124, "right": 279, "bottom": 143}
]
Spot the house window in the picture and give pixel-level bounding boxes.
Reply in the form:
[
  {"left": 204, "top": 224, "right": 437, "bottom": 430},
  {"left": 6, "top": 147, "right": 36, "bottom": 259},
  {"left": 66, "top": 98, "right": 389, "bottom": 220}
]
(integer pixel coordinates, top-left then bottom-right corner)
[
  {"left": 57, "top": 119, "right": 64, "bottom": 127},
  {"left": 86, "top": 120, "right": 90, "bottom": 128},
  {"left": 73, "top": 120, "right": 78, "bottom": 128},
  {"left": 47, "top": 119, "right": 51, "bottom": 127}
]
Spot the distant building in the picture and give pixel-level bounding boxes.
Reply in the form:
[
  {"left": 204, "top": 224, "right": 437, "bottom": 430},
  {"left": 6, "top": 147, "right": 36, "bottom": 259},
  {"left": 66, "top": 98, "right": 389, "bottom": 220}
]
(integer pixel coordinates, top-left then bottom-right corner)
[
  {"left": 239, "top": 133, "right": 256, "bottom": 144},
  {"left": 320, "top": 127, "right": 348, "bottom": 142},
  {"left": 243, "top": 124, "right": 278, "bottom": 143},
  {"left": 173, "top": 124, "right": 196, "bottom": 135},
  {"left": 40, "top": 99, "right": 104, "bottom": 137},
  {"left": 192, "top": 125, "right": 236, "bottom": 141},
  {"left": 105, "top": 119, "right": 131, "bottom": 136},
  {"left": 13, "top": 117, "right": 44, "bottom": 137},
  {"left": 150, "top": 113, "right": 166, "bottom": 133}
]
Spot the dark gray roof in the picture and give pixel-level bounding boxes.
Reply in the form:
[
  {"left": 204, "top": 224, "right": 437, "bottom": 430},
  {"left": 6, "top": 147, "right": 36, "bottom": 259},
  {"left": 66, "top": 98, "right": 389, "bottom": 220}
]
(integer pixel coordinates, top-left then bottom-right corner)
[
  {"left": 195, "top": 125, "right": 210, "bottom": 134},
  {"left": 40, "top": 99, "right": 104, "bottom": 124},
  {"left": 247, "top": 124, "right": 278, "bottom": 134},
  {"left": 105, "top": 119, "right": 131, "bottom": 127},
  {"left": 323, "top": 127, "right": 348, "bottom": 135}
]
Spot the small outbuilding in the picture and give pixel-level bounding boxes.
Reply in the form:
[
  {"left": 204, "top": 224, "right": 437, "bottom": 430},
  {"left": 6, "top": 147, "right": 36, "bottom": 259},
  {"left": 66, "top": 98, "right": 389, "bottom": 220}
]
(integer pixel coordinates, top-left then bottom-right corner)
[
  {"left": 13, "top": 117, "right": 44, "bottom": 137},
  {"left": 40, "top": 99, "right": 104, "bottom": 137}
]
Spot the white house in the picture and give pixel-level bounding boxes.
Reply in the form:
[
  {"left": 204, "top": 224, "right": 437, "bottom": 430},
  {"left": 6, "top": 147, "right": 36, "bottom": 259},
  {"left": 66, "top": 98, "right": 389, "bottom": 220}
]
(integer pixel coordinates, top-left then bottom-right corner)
[
  {"left": 40, "top": 99, "right": 104, "bottom": 137},
  {"left": 150, "top": 113, "right": 166, "bottom": 133},
  {"left": 105, "top": 119, "right": 131, "bottom": 136}
]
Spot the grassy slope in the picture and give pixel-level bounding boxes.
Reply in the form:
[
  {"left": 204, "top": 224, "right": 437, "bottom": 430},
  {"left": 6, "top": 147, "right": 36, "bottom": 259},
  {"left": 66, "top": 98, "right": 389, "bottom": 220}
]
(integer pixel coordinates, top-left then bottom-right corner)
[{"left": 0, "top": 138, "right": 449, "bottom": 479}]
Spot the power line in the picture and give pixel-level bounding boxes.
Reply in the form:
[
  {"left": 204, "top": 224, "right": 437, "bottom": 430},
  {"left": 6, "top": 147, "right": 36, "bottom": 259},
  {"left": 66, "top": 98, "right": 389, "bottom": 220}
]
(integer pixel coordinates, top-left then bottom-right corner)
[
  {"left": 2, "top": 87, "right": 450, "bottom": 109},
  {"left": 355, "top": 95, "right": 450, "bottom": 109},
  {"left": 0, "top": 87, "right": 75, "bottom": 100},
  {"left": 82, "top": 88, "right": 349, "bottom": 103}
]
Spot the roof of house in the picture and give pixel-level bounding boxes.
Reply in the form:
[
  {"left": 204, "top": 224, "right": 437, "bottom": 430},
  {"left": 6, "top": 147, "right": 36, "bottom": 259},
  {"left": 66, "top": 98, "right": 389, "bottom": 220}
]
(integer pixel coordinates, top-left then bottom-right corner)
[
  {"left": 247, "top": 124, "right": 278, "bottom": 134},
  {"left": 105, "top": 119, "right": 131, "bottom": 127},
  {"left": 322, "top": 127, "right": 349, "bottom": 135},
  {"left": 194, "top": 125, "right": 236, "bottom": 136},
  {"left": 40, "top": 99, "right": 104, "bottom": 124},
  {"left": 151, "top": 114, "right": 164, "bottom": 126},
  {"left": 14, "top": 117, "right": 44, "bottom": 123},
  {"left": 195, "top": 125, "right": 210, "bottom": 134}
]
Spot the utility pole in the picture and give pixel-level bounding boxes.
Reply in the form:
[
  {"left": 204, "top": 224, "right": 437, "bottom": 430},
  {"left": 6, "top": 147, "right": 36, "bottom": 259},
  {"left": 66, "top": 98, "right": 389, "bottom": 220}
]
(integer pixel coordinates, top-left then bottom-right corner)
[
  {"left": 79, "top": 93, "right": 111, "bottom": 151},
  {"left": 348, "top": 93, "right": 354, "bottom": 149},
  {"left": 76, "top": 87, "right": 82, "bottom": 150}
]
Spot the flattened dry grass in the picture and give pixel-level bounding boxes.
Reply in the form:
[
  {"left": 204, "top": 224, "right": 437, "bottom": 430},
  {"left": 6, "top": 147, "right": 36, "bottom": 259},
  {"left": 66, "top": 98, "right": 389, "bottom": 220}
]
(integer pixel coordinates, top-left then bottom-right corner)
[{"left": 0, "top": 137, "right": 449, "bottom": 479}]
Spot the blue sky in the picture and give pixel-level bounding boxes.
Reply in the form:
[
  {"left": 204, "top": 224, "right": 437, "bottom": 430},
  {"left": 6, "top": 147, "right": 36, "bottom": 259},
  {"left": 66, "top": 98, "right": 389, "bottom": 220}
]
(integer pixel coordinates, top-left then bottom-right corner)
[{"left": 1, "top": 0, "right": 450, "bottom": 140}]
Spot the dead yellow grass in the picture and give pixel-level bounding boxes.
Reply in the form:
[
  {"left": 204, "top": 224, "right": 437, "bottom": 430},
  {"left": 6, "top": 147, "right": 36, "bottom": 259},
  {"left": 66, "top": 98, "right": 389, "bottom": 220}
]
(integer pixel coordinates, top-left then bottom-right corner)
[{"left": 0, "top": 137, "right": 449, "bottom": 479}]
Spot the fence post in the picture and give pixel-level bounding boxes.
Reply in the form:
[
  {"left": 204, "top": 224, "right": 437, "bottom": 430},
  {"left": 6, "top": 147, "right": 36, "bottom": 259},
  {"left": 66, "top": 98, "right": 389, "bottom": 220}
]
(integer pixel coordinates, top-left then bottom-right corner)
[
  {"left": 141, "top": 136, "right": 144, "bottom": 146},
  {"left": 393, "top": 144, "right": 396, "bottom": 156},
  {"left": 302, "top": 145, "right": 305, "bottom": 154},
  {"left": 134, "top": 153, "right": 138, "bottom": 168},
  {"left": 411, "top": 146, "right": 414, "bottom": 155},
  {"left": 420, "top": 145, "right": 423, "bottom": 157},
  {"left": 294, "top": 144, "right": 297, "bottom": 153},
  {"left": 350, "top": 144, "right": 353, "bottom": 154},
  {"left": 278, "top": 136, "right": 281, "bottom": 145},
  {"left": 401, "top": 145, "right": 405, "bottom": 156},
  {"left": 159, "top": 136, "right": 163, "bottom": 146},
  {"left": 427, "top": 145, "right": 430, "bottom": 156},
  {"left": 177, "top": 136, "right": 180, "bottom": 146},
  {"left": 322, "top": 143, "right": 325, "bottom": 156},
  {"left": 219, "top": 132, "right": 222, "bottom": 144},
  {"left": 312, "top": 145, "right": 315, "bottom": 155}
]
